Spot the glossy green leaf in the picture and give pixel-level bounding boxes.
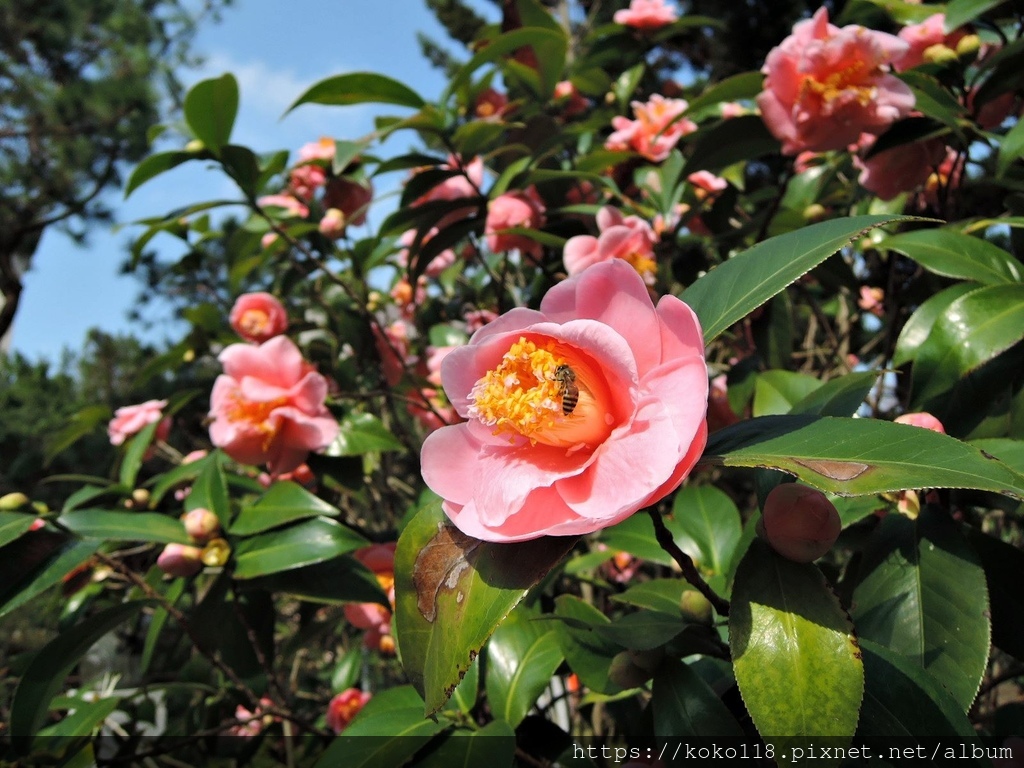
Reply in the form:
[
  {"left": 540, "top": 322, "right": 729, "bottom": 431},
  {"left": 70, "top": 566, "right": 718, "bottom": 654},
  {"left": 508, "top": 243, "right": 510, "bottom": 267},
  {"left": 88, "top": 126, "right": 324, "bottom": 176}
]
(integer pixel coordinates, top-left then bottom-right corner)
[
  {"left": 970, "top": 438, "right": 1024, "bottom": 474},
  {"left": 705, "top": 414, "right": 1024, "bottom": 500},
  {"left": 945, "top": 0, "right": 1008, "bottom": 29},
  {"left": 186, "top": 452, "right": 231, "bottom": 527},
  {"left": 242, "top": 553, "right": 386, "bottom": 606},
  {"left": 683, "top": 115, "right": 779, "bottom": 174},
  {"left": 313, "top": 686, "right": 450, "bottom": 768},
  {"left": 118, "top": 420, "right": 160, "bottom": 488},
  {"left": 882, "top": 229, "right": 1022, "bottom": 285},
  {"left": 61, "top": 483, "right": 124, "bottom": 513},
  {"left": 230, "top": 480, "right": 340, "bottom": 535},
  {"left": 0, "top": 533, "right": 98, "bottom": 619},
  {"left": 893, "top": 282, "right": 980, "bottom": 367},
  {"left": 653, "top": 657, "right": 744, "bottom": 740},
  {"left": 0, "top": 513, "right": 38, "bottom": 549},
  {"left": 447, "top": 656, "right": 479, "bottom": 716},
  {"left": 731, "top": 540, "right": 863, "bottom": 743},
  {"left": 328, "top": 412, "right": 404, "bottom": 456},
  {"left": 852, "top": 507, "right": 990, "bottom": 712},
  {"left": 611, "top": 579, "right": 689, "bottom": 615},
  {"left": 183, "top": 73, "right": 238, "bottom": 154},
  {"left": 964, "top": 526, "right": 1024, "bottom": 662},
  {"left": 856, "top": 640, "right": 989, "bottom": 763},
  {"left": 394, "top": 502, "right": 574, "bottom": 715},
  {"left": 682, "top": 215, "right": 914, "bottom": 343},
  {"left": 897, "top": 72, "right": 966, "bottom": 134},
  {"left": 789, "top": 371, "right": 879, "bottom": 417},
  {"left": 594, "top": 610, "right": 687, "bottom": 651},
  {"left": 485, "top": 604, "right": 564, "bottom": 727},
  {"left": 57, "top": 510, "right": 189, "bottom": 544},
  {"left": 9, "top": 601, "right": 151, "bottom": 753},
  {"left": 124, "top": 151, "right": 195, "bottom": 197},
  {"left": 417, "top": 720, "right": 516, "bottom": 768},
  {"left": 445, "top": 28, "right": 566, "bottom": 102},
  {"left": 147, "top": 455, "right": 209, "bottom": 505},
  {"left": 912, "top": 283, "right": 1024, "bottom": 402},
  {"left": 752, "top": 370, "right": 822, "bottom": 417},
  {"left": 670, "top": 485, "right": 742, "bottom": 577},
  {"left": 233, "top": 517, "right": 368, "bottom": 579},
  {"left": 550, "top": 594, "right": 625, "bottom": 696},
  {"left": 287, "top": 72, "right": 425, "bottom": 113},
  {"left": 684, "top": 71, "right": 764, "bottom": 117},
  {"left": 600, "top": 512, "right": 674, "bottom": 567}
]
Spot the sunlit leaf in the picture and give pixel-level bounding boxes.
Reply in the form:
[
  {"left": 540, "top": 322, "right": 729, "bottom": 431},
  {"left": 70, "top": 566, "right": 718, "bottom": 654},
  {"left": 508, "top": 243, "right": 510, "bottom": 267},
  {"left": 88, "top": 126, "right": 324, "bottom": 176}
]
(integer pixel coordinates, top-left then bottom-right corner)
[{"left": 183, "top": 73, "right": 238, "bottom": 154}]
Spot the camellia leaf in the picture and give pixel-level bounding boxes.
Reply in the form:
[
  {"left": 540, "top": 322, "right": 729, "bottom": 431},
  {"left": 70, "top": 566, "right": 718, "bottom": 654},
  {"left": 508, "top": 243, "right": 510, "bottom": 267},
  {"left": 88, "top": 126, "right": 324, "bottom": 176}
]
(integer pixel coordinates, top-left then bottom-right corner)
[
  {"left": 670, "top": 485, "right": 742, "bottom": 578},
  {"left": 853, "top": 507, "right": 991, "bottom": 711},
  {"left": 9, "top": 601, "right": 152, "bottom": 753},
  {"left": 882, "top": 229, "right": 1022, "bottom": 285},
  {"left": 684, "top": 71, "right": 764, "bottom": 117},
  {"left": 241, "top": 554, "right": 386, "bottom": 606},
  {"left": 230, "top": 480, "right": 340, "bottom": 536},
  {"left": 611, "top": 579, "right": 689, "bottom": 615},
  {"left": 287, "top": 72, "right": 425, "bottom": 113},
  {"left": 550, "top": 594, "right": 626, "bottom": 696},
  {"left": 124, "top": 151, "right": 196, "bottom": 198},
  {"left": 57, "top": 510, "right": 189, "bottom": 544},
  {"left": 730, "top": 540, "right": 863, "bottom": 747},
  {"left": 789, "top": 371, "right": 879, "bottom": 417},
  {"left": 183, "top": 73, "right": 238, "bottom": 154},
  {"left": 704, "top": 415, "right": 1024, "bottom": 500},
  {"left": 0, "top": 532, "right": 98, "bottom": 619},
  {"left": 945, "top": 0, "right": 1010, "bottom": 30},
  {"left": 232, "top": 517, "right": 368, "bottom": 579},
  {"left": 652, "top": 657, "right": 744, "bottom": 740},
  {"left": 682, "top": 215, "right": 916, "bottom": 343},
  {"left": 328, "top": 412, "right": 405, "bottom": 456},
  {"left": 752, "top": 370, "right": 823, "bottom": 417},
  {"left": 893, "top": 282, "right": 981, "bottom": 368},
  {"left": 593, "top": 610, "right": 688, "bottom": 651},
  {"left": 444, "top": 28, "right": 566, "bottom": 102},
  {"left": 484, "top": 604, "right": 564, "bottom": 727},
  {"left": 118, "top": 420, "right": 160, "bottom": 489},
  {"left": 186, "top": 452, "right": 231, "bottom": 527},
  {"left": 394, "top": 502, "right": 575, "bottom": 715},
  {"left": 313, "top": 686, "right": 450, "bottom": 768},
  {"left": 682, "top": 115, "right": 780, "bottom": 174},
  {"left": 416, "top": 719, "right": 516, "bottom": 768},
  {"left": 964, "top": 526, "right": 1024, "bottom": 662},
  {"left": 0, "top": 513, "right": 38, "bottom": 549}
]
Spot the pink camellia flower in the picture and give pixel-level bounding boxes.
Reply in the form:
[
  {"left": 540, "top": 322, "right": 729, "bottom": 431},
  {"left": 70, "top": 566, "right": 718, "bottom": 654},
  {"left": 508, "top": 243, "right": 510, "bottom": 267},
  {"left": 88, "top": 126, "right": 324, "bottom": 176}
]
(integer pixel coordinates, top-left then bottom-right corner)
[
  {"left": 605, "top": 94, "right": 696, "bottom": 162},
  {"left": 474, "top": 87, "right": 509, "bottom": 120},
  {"left": 297, "top": 137, "right": 335, "bottom": 163},
  {"left": 421, "top": 260, "right": 708, "bottom": 543},
  {"left": 856, "top": 136, "right": 947, "bottom": 201},
  {"left": 344, "top": 543, "right": 397, "bottom": 651},
  {"left": 396, "top": 228, "right": 458, "bottom": 277},
  {"left": 108, "top": 400, "right": 169, "bottom": 446},
  {"left": 613, "top": 0, "right": 679, "bottom": 30},
  {"left": 757, "top": 483, "right": 842, "bottom": 563},
  {"left": 687, "top": 170, "right": 728, "bottom": 198},
  {"left": 256, "top": 193, "right": 309, "bottom": 219},
  {"left": 288, "top": 164, "right": 328, "bottom": 201},
  {"left": 208, "top": 336, "right": 339, "bottom": 476},
  {"left": 563, "top": 206, "right": 659, "bottom": 285},
  {"left": 894, "top": 14, "right": 965, "bottom": 71},
  {"left": 326, "top": 689, "right": 371, "bottom": 734},
  {"left": 895, "top": 411, "right": 946, "bottom": 434},
  {"left": 412, "top": 154, "right": 485, "bottom": 206},
  {"left": 229, "top": 292, "right": 289, "bottom": 344},
  {"left": 757, "top": 8, "right": 915, "bottom": 155},
  {"left": 157, "top": 543, "right": 204, "bottom": 577},
  {"left": 484, "top": 188, "right": 546, "bottom": 258}
]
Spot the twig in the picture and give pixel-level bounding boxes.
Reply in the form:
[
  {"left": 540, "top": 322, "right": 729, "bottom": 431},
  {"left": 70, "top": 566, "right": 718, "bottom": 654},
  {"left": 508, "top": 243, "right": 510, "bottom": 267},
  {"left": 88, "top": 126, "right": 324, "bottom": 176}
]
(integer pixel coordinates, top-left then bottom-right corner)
[{"left": 646, "top": 509, "right": 730, "bottom": 616}]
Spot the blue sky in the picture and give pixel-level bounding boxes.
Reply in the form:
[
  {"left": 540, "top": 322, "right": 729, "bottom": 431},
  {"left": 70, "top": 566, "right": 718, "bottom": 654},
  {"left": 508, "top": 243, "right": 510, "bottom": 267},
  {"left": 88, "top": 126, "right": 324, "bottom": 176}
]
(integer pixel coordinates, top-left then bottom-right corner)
[{"left": 12, "top": 0, "right": 488, "bottom": 362}]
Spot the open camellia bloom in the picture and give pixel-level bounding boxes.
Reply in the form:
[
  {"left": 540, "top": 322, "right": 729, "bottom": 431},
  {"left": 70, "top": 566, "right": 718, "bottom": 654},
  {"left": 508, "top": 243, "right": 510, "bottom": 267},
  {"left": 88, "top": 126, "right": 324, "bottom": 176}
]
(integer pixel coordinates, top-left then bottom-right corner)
[
  {"left": 757, "top": 8, "right": 914, "bottom": 155},
  {"left": 208, "top": 336, "right": 338, "bottom": 476},
  {"left": 605, "top": 94, "right": 695, "bottom": 162},
  {"left": 421, "top": 260, "right": 708, "bottom": 542},
  {"left": 563, "top": 206, "right": 659, "bottom": 285},
  {"left": 229, "top": 292, "right": 289, "bottom": 344},
  {"left": 613, "top": 0, "right": 679, "bottom": 30}
]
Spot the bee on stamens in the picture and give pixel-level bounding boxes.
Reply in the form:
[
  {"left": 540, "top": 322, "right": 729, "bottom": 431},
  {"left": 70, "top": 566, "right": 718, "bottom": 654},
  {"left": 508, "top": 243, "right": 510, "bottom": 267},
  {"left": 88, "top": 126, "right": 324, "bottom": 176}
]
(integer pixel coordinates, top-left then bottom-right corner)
[{"left": 553, "top": 364, "right": 579, "bottom": 416}]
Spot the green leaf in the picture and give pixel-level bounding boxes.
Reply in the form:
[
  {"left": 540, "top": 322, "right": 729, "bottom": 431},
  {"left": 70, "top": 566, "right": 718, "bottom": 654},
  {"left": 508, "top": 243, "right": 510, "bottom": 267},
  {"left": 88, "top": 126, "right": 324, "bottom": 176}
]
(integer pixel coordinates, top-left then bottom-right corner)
[
  {"left": 970, "top": 438, "right": 1024, "bottom": 475},
  {"left": 550, "top": 594, "right": 625, "bottom": 695},
  {"left": 893, "top": 282, "right": 981, "bottom": 367},
  {"left": 0, "top": 533, "right": 98, "bottom": 619},
  {"left": 912, "top": 284, "right": 1024, "bottom": 402},
  {"left": 124, "top": 151, "right": 195, "bottom": 198},
  {"left": 853, "top": 508, "right": 990, "bottom": 711},
  {"left": 35, "top": 695, "right": 120, "bottom": 741},
  {"left": 233, "top": 517, "right": 368, "bottom": 579},
  {"left": 0, "top": 513, "right": 38, "bottom": 549},
  {"left": 9, "top": 601, "right": 151, "bottom": 753},
  {"left": 57, "top": 510, "right": 190, "bottom": 544},
  {"left": 593, "top": 610, "right": 687, "bottom": 651},
  {"left": 611, "top": 579, "right": 689, "bottom": 615},
  {"left": 444, "top": 29, "right": 566, "bottom": 103},
  {"left": 670, "top": 485, "right": 742, "bottom": 577},
  {"left": 997, "top": 117, "right": 1024, "bottom": 176},
  {"left": 183, "top": 73, "right": 239, "bottom": 154},
  {"left": 288, "top": 72, "right": 425, "bottom": 113},
  {"left": 897, "top": 72, "right": 967, "bottom": 134},
  {"left": 446, "top": 656, "right": 479, "bottom": 716},
  {"left": 485, "top": 604, "right": 564, "bottom": 727},
  {"left": 242, "top": 554, "right": 386, "bottom": 606},
  {"left": 230, "top": 480, "right": 340, "bottom": 536},
  {"left": 653, "top": 657, "right": 744, "bottom": 740},
  {"left": 856, "top": 640, "right": 989, "bottom": 763},
  {"left": 600, "top": 512, "right": 674, "bottom": 567},
  {"left": 682, "top": 215, "right": 915, "bottom": 343},
  {"left": 730, "top": 540, "right": 863, "bottom": 744},
  {"left": 882, "top": 229, "right": 1022, "bottom": 285},
  {"left": 416, "top": 720, "right": 516, "bottom": 768},
  {"left": 186, "top": 452, "right": 231, "bottom": 527},
  {"left": 684, "top": 71, "right": 764, "bottom": 118},
  {"left": 118, "top": 419, "right": 160, "bottom": 488},
  {"left": 789, "top": 371, "right": 880, "bottom": 417},
  {"left": 682, "top": 115, "right": 780, "bottom": 174},
  {"left": 705, "top": 415, "right": 1024, "bottom": 500},
  {"left": 328, "top": 412, "right": 404, "bottom": 456},
  {"left": 945, "top": 0, "right": 1008, "bottom": 29},
  {"left": 314, "top": 686, "right": 450, "bottom": 768},
  {"left": 964, "top": 526, "right": 1024, "bottom": 662},
  {"left": 752, "top": 370, "right": 823, "bottom": 417},
  {"left": 394, "top": 502, "right": 574, "bottom": 715}
]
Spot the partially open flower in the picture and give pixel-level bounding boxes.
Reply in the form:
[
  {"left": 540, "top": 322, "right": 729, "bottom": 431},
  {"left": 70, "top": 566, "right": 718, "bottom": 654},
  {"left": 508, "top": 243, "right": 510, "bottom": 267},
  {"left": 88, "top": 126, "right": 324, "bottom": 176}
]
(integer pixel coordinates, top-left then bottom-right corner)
[
  {"left": 108, "top": 400, "right": 169, "bottom": 447},
  {"left": 326, "top": 689, "right": 371, "bottom": 734},
  {"left": 229, "top": 293, "right": 288, "bottom": 344},
  {"left": 421, "top": 260, "right": 708, "bottom": 542},
  {"left": 758, "top": 484, "right": 842, "bottom": 563}
]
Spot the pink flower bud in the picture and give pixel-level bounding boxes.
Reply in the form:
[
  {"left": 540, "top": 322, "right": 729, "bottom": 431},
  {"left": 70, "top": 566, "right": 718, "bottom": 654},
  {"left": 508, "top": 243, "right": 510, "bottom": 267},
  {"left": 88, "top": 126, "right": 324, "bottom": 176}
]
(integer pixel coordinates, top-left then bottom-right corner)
[
  {"left": 181, "top": 507, "right": 220, "bottom": 543},
  {"left": 157, "top": 543, "right": 203, "bottom": 577},
  {"left": 894, "top": 412, "right": 946, "bottom": 434},
  {"left": 758, "top": 484, "right": 842, "bottom": 563}
]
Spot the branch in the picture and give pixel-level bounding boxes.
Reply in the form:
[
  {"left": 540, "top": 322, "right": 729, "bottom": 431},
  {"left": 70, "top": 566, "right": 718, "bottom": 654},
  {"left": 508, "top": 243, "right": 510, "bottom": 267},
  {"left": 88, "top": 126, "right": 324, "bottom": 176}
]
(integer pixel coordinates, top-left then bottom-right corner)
[{"left": 646, "top": 508, "right": 730, "bottom": 616}]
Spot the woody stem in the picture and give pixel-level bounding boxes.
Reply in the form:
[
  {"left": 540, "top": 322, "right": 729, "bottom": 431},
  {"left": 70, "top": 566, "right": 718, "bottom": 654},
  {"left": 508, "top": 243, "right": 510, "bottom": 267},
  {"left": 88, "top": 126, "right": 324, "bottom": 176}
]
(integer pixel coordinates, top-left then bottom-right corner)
[{"left": 647, "top": 509, "right": 730, "bottom": 616}]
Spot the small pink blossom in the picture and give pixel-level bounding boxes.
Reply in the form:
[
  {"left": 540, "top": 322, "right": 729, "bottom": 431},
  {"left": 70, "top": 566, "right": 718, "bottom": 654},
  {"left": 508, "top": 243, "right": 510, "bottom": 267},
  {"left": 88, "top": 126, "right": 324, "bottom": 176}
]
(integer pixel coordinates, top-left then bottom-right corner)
[
  {"left": 895, "top": 411, "right": 946, "bottom": 434},
  {"left": 554, "top": 80, "right": 589, "bottom": 118},
  {"left": 288, "top": 164, "right": 327, "bottom": 201},
  {"left": 757, "top": 8, "right": 915, "bottom": 155},
  {"left": 229, "top": 292, "right": 289, "bottom": 344},
  {"left": 108, "top": 400, "right": 168, "bottom": 446},
  {"left": 563, "top": 206, "right": 659, "bottom": 284},
  {"left": 484, "top": 188, "right": 546, "bottom": 257},
  {"left": 182, "top": 508, "right": 220, "bottom": 544},
  {"left": 605, "top": 95, "right": 696, "bottom": 162},
  {"left": 231, "top": 697, "right": 276, "bottom": 738},
  {"left": 421, "top": 260, "right": 708, "bottom": 542},
  {"left": 412, "top": 155, "right": 484, "bottom": 206},
  {"left": 208, "top": 336, "right": 338, "bottom": 475},
  {"left": 257, "top": 193, "right": 309, "bottom": 219},
  {"left": 319, "top": 208, "right": 346, "bottom": 239},
  {"left": 297, "top": 137, "right": 335, "bottom": 163},
  {"left": 687, "top": 170, "right": 728, "bottom": 198},
  {"left": 344, "top": 543, "right": 397, "bottom": 651},
  {"left": 373, "top": 321, "right": 414, "bottom": 387},
  {"left": 464, "top": 309, "right": 498, "bottom": 333},
  {"left": 858, "top": 286, "right": 886, "bottom": 317},
  {"left": 326, "top": 689, "right": 371, "bottom": 734},
  {"left": 613, "top": 0, "right": 679, "bottom": 30}
]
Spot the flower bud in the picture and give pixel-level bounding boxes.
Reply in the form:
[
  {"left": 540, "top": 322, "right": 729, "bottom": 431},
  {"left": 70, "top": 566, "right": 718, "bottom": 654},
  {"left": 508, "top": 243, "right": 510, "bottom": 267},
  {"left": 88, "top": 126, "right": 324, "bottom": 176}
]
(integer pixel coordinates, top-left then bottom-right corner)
[
  {"left": 608, "top": 650, "right": 654, "bottom": 688},
  {"left": 201, "top": 537, "right": 232, "bottom": 567},
  {"left": 758, "top": 484, "right": 842, "bottom": 563},
  {"left": 894, "top": 412, "right": 945, "bottom": 434},
  {"left": 680, "top": 590, "right": 713, "bottom": 625},
  {"left": 0, "top": 492, "right": 30, "bottom": 510},
  {"left": 923, "top": 44, "right": 958, "bottom": 66},
  {"left": 378, "top": 634, "right": 396, "bottom": 655},
  {"left": 182, "top": 507, "right": 220, "bottom": 543},
  {"left": 802, "top": 203, "right": 827, "bottom": 223},
  {"left": 628, "top": 647, "right": 664, "bottom": 674},
  {"left": 955, "top": 34, "right": 982, "bottom": 60},
  {"left": 157, "top": 543, "right": 203, "bottom": 577},
  {"left": 132, "top": 488, "right": 151, "bottom": 507}
]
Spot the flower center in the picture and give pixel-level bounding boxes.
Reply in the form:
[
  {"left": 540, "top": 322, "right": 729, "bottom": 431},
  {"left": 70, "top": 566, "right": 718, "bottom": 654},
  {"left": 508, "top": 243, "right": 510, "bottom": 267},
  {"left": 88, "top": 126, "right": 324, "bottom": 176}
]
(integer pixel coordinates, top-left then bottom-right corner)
[
  {"left": 468, "top": 336, "right": 612, "bottom": 448},
  {"left": 805, "top": 61, "right": 877, "bottom": 107},
  {"left": 624, "top": 251, "right": 658, "bottom": 285},
  {"left": 226, "top": 394, "right": 289, "bottom": 448},
  {"left": 238, "top": 308, "right": 272, "bottom": 337}
]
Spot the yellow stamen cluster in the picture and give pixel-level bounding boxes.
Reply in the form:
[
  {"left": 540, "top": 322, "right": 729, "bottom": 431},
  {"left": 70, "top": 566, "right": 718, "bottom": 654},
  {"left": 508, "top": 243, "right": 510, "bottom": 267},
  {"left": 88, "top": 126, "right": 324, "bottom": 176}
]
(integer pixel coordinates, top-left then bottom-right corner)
[
  {"left": 227, "top": 394, "right": 288, "bottom": 448},
  {"left": 238, "top": 309, "right": 271, "bottom": 337},
  {"left": 805, "top": 62, "right": 877, "bottom": 108},
  {"left": 468, "top": 337, "right": 567, "bottom": 440},
  {"left": 624, "top": 252, "right": 658, "bottom": 284}
]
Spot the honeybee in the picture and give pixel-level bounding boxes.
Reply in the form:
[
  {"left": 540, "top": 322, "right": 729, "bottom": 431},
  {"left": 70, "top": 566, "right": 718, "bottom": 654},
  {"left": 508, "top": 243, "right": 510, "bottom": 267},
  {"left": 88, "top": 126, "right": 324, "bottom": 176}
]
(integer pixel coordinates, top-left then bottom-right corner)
[{"left": 553, "top": 364, "right": 579, "bottom": 416}]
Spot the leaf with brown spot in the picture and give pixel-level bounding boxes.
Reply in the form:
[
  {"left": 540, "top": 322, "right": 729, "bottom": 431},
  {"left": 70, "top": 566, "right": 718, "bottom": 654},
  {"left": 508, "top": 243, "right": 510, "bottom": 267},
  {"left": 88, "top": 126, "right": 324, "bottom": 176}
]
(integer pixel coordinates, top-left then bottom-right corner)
[
  {"left": 413, "top": 524, "right": 482, "bottom": 622},
  {"left": 793, "top": 459, "right": 870, "bottom": 481}
]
